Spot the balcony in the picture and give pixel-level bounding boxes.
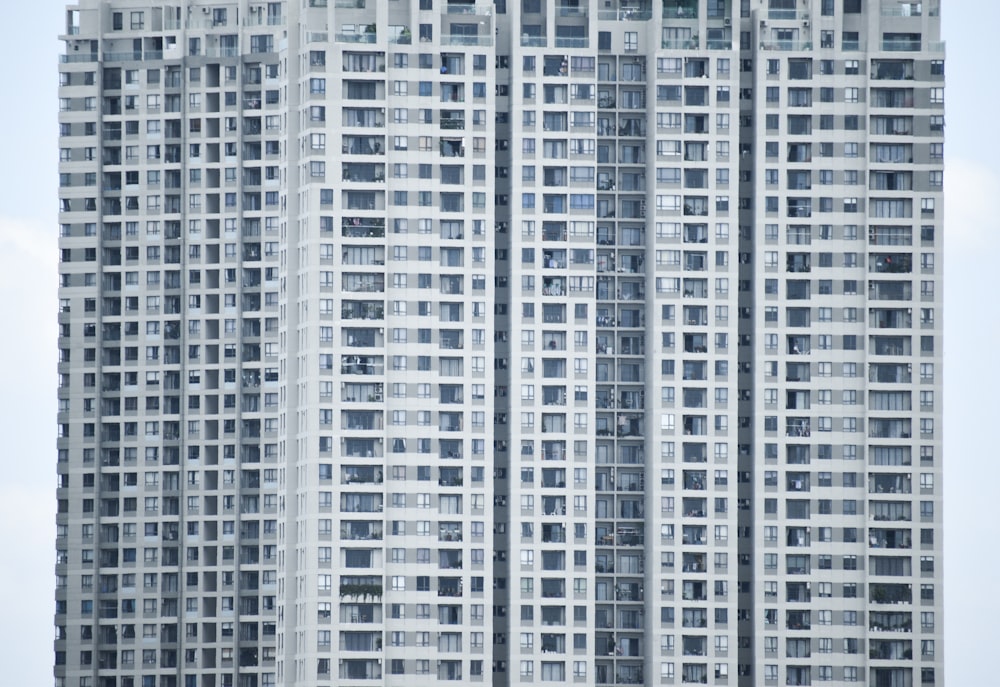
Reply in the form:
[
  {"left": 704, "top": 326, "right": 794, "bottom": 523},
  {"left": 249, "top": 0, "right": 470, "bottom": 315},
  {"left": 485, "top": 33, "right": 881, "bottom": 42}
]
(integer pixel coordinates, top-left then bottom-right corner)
[
  {"left": 786, "top": 419, "right": 811, "bottom": 438},
  {"left": 438, "top": 578, "right": 463, "bottom": 597},
  {"left": 682, "top": 554, "right": 707, "bottom": 573},
  {"left": 439, "top": 525, "right": 463, "bottom": 542},
  {"left": 870, "top": 473, "right": 912, "bottom": 494},
  {"left": 870, "top": 584, "right": 912, "bottom": 605},
  {"left": 760, "top": 39, "right": 813, "bottom": 51},
  {"left": 554, "top": 35, "right": 588, "bottom": 48},
  {"left": 342, "top": 467, "right": 383, "bottom": 484},
  {"left": 870, "top": 336, "right": 912, "bottom": 357},
  {"left": 339, "top": 582, "right": 383, "bottom": 600},
  {"left": 340, "top": 356, "right": 384, "bottom": 376},
  {"left": 882, "top": 39, "right": 921, "bottom": 51},
  {"left": 342, "top": 218, "right": 385, "bottom": 238},
  {"left": 869, "top": 283, "right": 913, "bottom": 302},
  {"left": 541, "top": 525, "right": 566, "bottom": 543},
  {"left": 870, "top": 612, "right": 912, "bottom": 633},
  {"left": 340, "top": 302, "right": 384, "bottom": 322},
  {"left": 872, "top": 89, "right": 915, "bottom": 108},
  {"left": 60, "top": 52, "right": 98, "bottom": 63},
  {"left": 342, "top": 136, "right": 384, "bottom": 156},
  {"left": 869, "top": 529, "right": 912, "bottom": 549},
  {"left": 343, "top": 108, "right": 384, "bottom": 128},
  {"left": 870, "top": 364, "right": 912, "bottom": 384},
  {"left": 438, "top": 475, "right": 463, "bottom": 489},
  {"left": 662, "top": 36, "right": 699, "bottom": 50},
  {"left": 870, "top": 254, "right": 912, "bottom": 273},
  {"left": 440, "top": 138, "right": 465, "bottom": 157},
  {"left": 440, "top": 114, "right": 465, "bottom": 130},
  {"left": 682, "top": 201, "right": 708, "bottom": 217},
  {"left": 882, "top": 1, "right": 933, "bottom": 16},
  {"left": 340, "top": 493, "right": 383, "bottom": 512},
  {"left": 787, "top": 337, "right": 810, "bottom": 355},
  {"left": 614, "top": 581, "right": 644, "bottom": 601},
  {"left": 870, "top": 309, "right": 912, "bottom": 329},
  {"left": 599, "top": 5, "right": 652, "bottom": 20},
  {"left": 342, "top": 163, "right": 384, "bottom": 183},
  {"left": 786, "top": 255, "right": 811, "bottom": 273},
  {"left": 555, "top": 0, "right": 588, "bottom": 17},
  {"left": 336, "top": 30, "right": 376, "bottom": 44},
  {"left": 767, "top": 8, "right": 804, "bottom": 19},
  {"left": 787, "top": 200, "right": 812, "bottom": 218},
  {"left": 389, "top": 27, "right": 412, "bottom": 44},
  {"left": 339, "top": 660, "right": 381, "bottom": 680},
  {"left": 871, "top": 502, "right": 912, "bottom": 523},
  {"left": 446, "top": 0, "right": 491, "bottom": 14},
  {"left": 443, "top": 33, "right": 492, "bottom": 46},
  {"left": 595, "top": 666, "right": 644, "bottom": 685},
  {"left": 663, "top": 0, "right": 697, "bottom": 18}
]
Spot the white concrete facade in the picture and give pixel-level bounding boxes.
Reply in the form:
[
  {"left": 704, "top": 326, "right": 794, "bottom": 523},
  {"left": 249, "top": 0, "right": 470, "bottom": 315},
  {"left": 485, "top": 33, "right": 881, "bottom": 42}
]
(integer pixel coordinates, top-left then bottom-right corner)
[{"left": 55, "top": 1, "right": 943, "bottom": 686}]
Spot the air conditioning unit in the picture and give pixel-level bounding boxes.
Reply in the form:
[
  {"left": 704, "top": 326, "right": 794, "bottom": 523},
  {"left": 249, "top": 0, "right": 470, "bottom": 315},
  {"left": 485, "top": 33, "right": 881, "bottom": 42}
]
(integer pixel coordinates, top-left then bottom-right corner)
[
  {"left": 724, "top": 17, "right": 731, "bottom": 26},
  {"left": 803, "top": 19, "right": 810, "bottom": 27}
]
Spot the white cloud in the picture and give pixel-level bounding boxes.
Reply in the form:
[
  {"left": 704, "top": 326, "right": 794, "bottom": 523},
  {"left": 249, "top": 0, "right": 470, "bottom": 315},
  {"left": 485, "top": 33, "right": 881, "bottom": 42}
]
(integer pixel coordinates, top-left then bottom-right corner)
[
  {"left": 0, "top": 217, "right": 58, "bottom": 477},
  {"left": 0, "top": 485, "right": 56, "bottom": 687},
  {"left": 943, "top": 156, "right": 1000, "bottom": 252},
  {"left": 941, "top": 157, "right": 1000, "bottom": 685},
  {"left": 0, "top": 216, "right": 58, "bottom": 685}
]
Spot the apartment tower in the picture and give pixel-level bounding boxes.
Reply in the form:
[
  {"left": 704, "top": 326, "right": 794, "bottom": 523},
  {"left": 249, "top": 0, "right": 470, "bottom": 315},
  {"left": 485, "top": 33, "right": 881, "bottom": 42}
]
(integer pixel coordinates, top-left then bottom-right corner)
[{"left": 55, "top": 1, "right": 944, "bottom": 686}]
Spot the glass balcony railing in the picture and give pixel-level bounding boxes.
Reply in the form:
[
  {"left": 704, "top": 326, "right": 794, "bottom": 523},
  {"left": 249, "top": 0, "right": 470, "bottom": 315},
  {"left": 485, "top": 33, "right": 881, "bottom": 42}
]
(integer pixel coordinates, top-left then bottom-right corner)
[
  {"left": 881, "top": 39, "right": 921, "bottom": 51},
  {"left": 663, "top": 0, "right": 698, "bottom": 19},
  {"left": 446, "top": 0, "right": 492, "bottom": 14},
  {"left": 767, "top": 8, "right": 802, "bottom": 19},
  {"left": 444, "top": 34, "right": 493, "bottom": 46},
  {"left": 598, "top": 8, "right": 652, "bottom": 20},
  {"left": 336, "top": 32, "right": 376, "bottom": 44},
  {"left": 661, "top": 38, "right": 699, "bottom": 50},
  {"left": 61, "top": 53, "right": 98, "bottom": 63},
  {"left": 760, "top": 40, "right": 813, "bottom": 51}
]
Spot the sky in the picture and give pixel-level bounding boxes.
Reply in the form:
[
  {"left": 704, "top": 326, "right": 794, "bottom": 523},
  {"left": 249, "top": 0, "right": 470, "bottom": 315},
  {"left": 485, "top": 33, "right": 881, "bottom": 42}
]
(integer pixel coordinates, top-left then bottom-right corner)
[{"left": 1, "top": 1, "right": 997, "bottom": 684}]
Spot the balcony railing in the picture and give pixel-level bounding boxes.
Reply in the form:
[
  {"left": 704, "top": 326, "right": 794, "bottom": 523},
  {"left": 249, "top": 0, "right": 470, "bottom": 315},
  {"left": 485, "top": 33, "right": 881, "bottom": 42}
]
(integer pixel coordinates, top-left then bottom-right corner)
[
  {"left": 443, "top": 34, "right": 492, "bottom": 46},
  {"left": 598, "top": 8, "right": 651, "bottom": 20},
  {"left": 446, "top": 2, "right": 489, "bottom": 13},
  {"left": 767, "top": 8, "right": 802, "bottom": 19},
  {"left": 662, "top": 38, "right": 700, "bottom": 49},
  {"left": 336, "top": 32, "right": 376, "bottom": 43},
  {"left": 760, "top": 40, "right": 813, "bottom": 51},
  {"left": 882, "top": 39, "right": 921, "bottom": 51}
]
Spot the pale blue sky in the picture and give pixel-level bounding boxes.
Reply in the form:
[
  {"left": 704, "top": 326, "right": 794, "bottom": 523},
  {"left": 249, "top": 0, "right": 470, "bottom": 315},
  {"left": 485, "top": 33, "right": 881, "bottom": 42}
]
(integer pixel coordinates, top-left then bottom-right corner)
[{"left": 1, "top": 2, "right": 996, "bottom": 684}]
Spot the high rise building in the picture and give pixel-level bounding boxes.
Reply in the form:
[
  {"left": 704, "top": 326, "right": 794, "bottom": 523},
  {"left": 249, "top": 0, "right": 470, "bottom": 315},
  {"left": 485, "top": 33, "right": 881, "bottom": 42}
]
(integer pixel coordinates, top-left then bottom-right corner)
[{"left": 55, "top": 1, "right": 944, "bottom": 686}]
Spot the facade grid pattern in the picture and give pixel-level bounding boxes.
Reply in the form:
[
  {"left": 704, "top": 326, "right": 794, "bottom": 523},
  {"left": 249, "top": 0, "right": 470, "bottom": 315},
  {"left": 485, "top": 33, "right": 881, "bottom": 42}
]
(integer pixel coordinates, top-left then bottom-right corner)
[{"left": 55, "top": 1, "right": 943, "bottom": 686}]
